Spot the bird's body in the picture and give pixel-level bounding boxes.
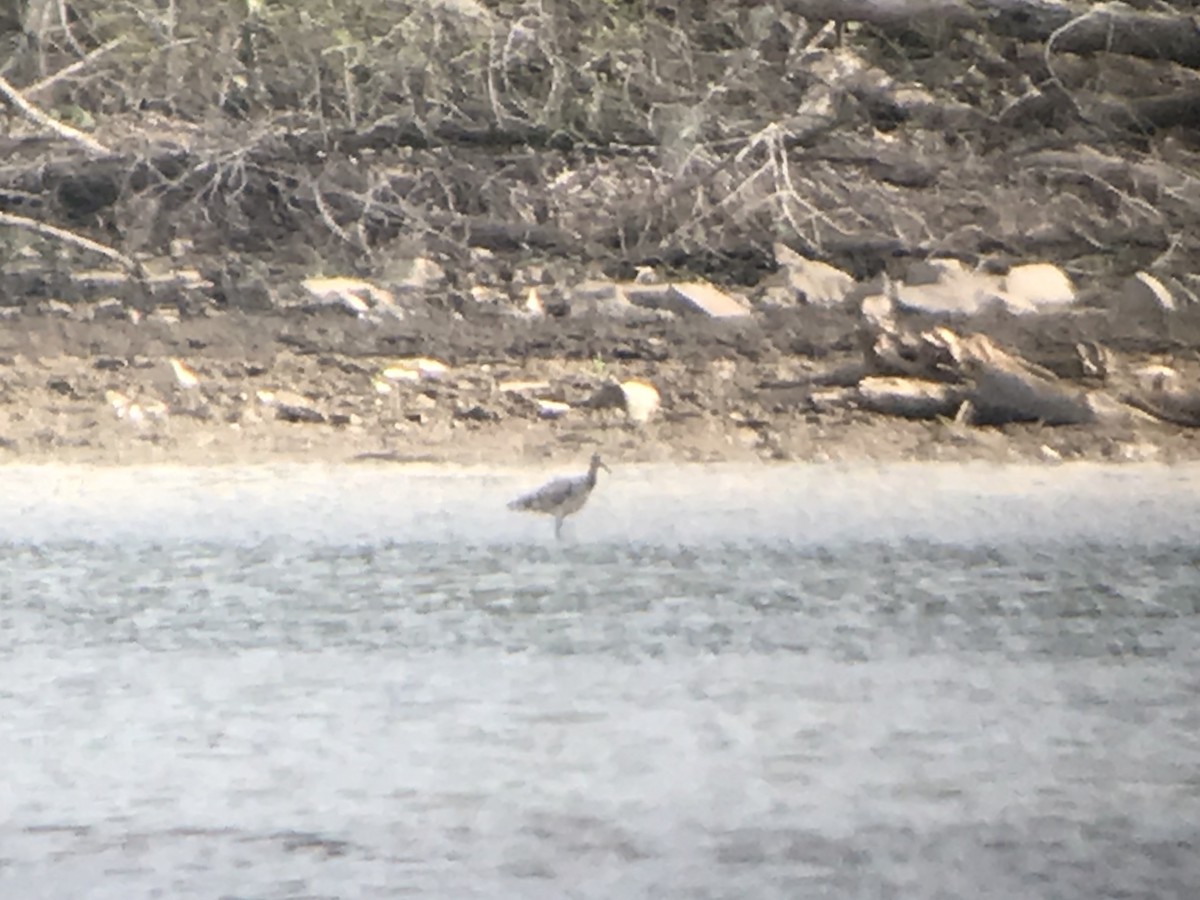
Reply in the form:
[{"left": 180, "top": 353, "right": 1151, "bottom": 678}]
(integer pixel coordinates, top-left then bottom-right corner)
[{"left": 508, "top": 453, "right": 609, "bottom": 538}]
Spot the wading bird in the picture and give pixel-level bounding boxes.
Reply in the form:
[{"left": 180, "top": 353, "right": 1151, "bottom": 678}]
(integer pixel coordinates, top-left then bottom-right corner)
[{"left": 508, "top": 452, "right": 610, "bottom": 539}]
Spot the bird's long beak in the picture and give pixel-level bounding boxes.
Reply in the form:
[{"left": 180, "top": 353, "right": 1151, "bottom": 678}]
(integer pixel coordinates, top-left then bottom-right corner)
[{"left": 600, "top": 461, "right": 611, "bottom": 472}]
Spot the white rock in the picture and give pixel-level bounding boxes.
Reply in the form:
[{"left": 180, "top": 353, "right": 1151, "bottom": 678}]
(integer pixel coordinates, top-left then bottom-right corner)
[
  {"left": 302, "top": 276, "right": 397, "bottom": 318},
  {"left": 1002, "top": 263, "right": 1075, "bottom": 313},
  {"left": 620, "top": 379, "right": 661, "bottom": 425},
  {"left": 169, "top": 358, "right": 200, "bottom": 390},
  {"left": 774, "top": 243, "right": 854, "bottom": 307},
  {"left": 106, "top": 390, "right": 168, "bottom": 428},
  {"left": 524, "top": 287, "right": 545, "bottom": 316},
  {"left": 106, "top": 390, "right": 133, "bottom": 419},
  {"left": 536, "top": 399, "right": 571, "bottom": 419},
  {"left": 860, "top": 293, "right": 896, "bottom": 329},
  {"left": 470, "top": 285, "right": 506, "bottom": 305},
  {"left": 1134, "top": 364, "right": 1179, "bottom": 393},
  {"left": 1039, "top": 444, "right": 1063, "bottom": 462},
  {"left": 894, "top": 259, "right": 1006, "bottom": 316},
  {"left": 666, "top": 282, "right": 752, "bottom": 318},
  {"left": 382, "top": 357, "right": 450, "bottom": 382},
  {"left": 149, "top": 307, "right": 181, "bottom": 326},
  {"left": 382, "top": 368, "right": 419, "bottom": 383},
  {"left": 141, "top": 398, "right": 170, "bottom": 420},
  {"left": 499, "top": 380, "right": 552, "bottom": 393}
]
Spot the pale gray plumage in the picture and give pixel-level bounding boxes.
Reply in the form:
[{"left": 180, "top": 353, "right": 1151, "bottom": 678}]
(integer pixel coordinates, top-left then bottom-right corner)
[{"left": 508, "top": 452, "right": 610, "bottom": 538}]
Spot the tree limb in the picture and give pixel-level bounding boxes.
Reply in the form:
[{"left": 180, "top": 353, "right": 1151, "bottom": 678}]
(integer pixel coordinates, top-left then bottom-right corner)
[
  {"left": 0, "top": 73, "right": 115, "bottom": 158},
  {"left": 0, "top": 211, "right": 140, "bottom": 272},
  {"left": 24, "top": 38, "right": 126, "bottom": 97}
]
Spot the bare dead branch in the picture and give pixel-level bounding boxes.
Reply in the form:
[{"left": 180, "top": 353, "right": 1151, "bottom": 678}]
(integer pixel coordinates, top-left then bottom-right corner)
[
  {"left": 24, "top": 38, "right": 126, "bottom": 97},
  {"left": 312, "top": 180, "right": 365, "bottom": 250},
  {"left": 0, "top": 73, "right": 115, "bottom": 157},
  {"left": 54, "top": 0, "right": 87, "bottom": 58},
  {"left": 0, "top": 210, "right": 140, "bottom": 272}
]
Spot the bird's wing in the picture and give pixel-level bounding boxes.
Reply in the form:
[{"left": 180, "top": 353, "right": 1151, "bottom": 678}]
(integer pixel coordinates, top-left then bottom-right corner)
[{"left": 508, "top": 475, "right": 580, "bottom": 511}]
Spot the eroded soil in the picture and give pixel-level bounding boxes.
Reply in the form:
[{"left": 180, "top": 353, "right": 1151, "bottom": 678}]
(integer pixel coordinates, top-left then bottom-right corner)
[{"left": 2, "top": 300, "right": 1197, "bottom": 468}]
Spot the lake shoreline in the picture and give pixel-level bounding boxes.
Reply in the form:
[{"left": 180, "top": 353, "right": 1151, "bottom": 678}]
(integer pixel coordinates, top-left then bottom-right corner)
[
  {"left": 0, "top": 409, "right": 1195, "bottom": 468},
  {"left": 1, "top": 307, "right": 1198, "bottom": 468}
]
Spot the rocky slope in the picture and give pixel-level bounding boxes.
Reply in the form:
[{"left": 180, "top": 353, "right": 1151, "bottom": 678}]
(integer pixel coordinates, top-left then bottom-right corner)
[{"left": 1, "top": 285, "right": 1197, "bottom": 467}]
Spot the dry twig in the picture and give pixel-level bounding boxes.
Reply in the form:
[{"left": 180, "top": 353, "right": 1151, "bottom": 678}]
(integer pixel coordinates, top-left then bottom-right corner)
[
  {"left": 0, "top": 211, "right": 140, "bottom": 272},
  {"left": 0, "top": 74, "right": 114, "bottom": 157},
  {"left": 25, "top": 38, "right": 126, "bottom": 97}
]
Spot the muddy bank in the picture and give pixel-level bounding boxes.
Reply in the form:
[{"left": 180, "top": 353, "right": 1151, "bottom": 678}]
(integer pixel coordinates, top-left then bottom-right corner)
[{"left": 1, "top": 302, "right": 1197, "bottom": 468}]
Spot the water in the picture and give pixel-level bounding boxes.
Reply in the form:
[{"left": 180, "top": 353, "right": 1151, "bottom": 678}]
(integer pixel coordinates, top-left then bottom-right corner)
[{"left": 1, "top": 462, "right": 1198, "bottom": 899}]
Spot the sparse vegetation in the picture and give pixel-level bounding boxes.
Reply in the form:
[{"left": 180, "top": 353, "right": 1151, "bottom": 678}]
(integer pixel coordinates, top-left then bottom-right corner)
[
  {"left": 3, "top": 1, "right": 1200, "bottom": 465},
  {"left": 1, "top": 0, "right": 1195, "bottom": 299}
]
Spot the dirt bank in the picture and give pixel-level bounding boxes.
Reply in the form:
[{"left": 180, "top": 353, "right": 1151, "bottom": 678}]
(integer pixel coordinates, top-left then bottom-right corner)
[
  {"left": 5, "top": 2, "right": 1200, "bottom": 467},
  {"left": 1, "top": 302, "right": 1197, "bottom": 468}
]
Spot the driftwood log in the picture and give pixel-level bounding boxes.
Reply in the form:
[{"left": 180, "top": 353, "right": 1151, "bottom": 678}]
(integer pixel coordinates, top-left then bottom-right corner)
[
  {"left": 856, "top": 376, "right": 964, "bottom": 420},
  {"left": 783, "top": 0, "right": 1200, "bottom": 70},
  {"left": 852, "top": 295, "right": 1176, "bottom": 429},
  {"left": 924, "top": 328, "right": 1155, "bottom": 427},
  {"left": 977, "top": 0, "right": 1200, "bottom": 69},
  {"left": 1123, "top": 376, "right": 1200, "bottom": 429}
]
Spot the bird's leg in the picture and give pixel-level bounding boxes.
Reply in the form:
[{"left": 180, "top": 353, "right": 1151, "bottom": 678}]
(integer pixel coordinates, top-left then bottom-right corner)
[{"left": 554, "top": 516, "right": 564, "bottom": 540}]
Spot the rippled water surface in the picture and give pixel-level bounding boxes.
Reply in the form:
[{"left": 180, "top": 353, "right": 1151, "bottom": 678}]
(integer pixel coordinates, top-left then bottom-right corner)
[{"left": 2, "top": 462, "right": 1199, "bottom": 899}]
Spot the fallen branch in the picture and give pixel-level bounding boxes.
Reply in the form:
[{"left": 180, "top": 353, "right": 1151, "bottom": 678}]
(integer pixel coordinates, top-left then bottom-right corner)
[
  {"left": 24, "top": 38, "right": 126, "bottom": 97},
  {"left": 784, "top": 0, "right": 979, "bottom": 29},
  {"left": 973, "top": 0, "right": 1200, "bottom": 68},
  {"left": 0, "top": 211, "right": 140, "bottom": 272},
  {"left": 786, "top": 0, "right": 1200, "bottom": 68},
  {"left": 0, "top": 73, "right": 114, "bottom": 157},
  {"left": 923, "top": 328, "right": 1156, "bottom": 427}
]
